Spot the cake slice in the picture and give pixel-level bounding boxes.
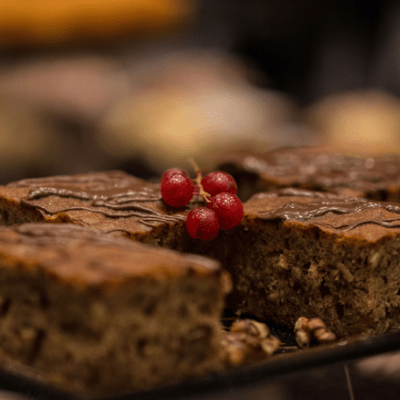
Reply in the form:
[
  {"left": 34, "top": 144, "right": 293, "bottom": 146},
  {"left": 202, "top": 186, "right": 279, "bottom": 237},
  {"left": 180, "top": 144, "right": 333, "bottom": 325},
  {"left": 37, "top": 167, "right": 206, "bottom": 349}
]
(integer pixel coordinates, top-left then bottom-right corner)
[
  {"left": 0, "top": 223, "right": 229, "bottom": 396},
  {"left": 220, "top": 188, "right": 400, "bottom": 338},
  {"left": 0, "top": 170, "right": 195, "bottom": 248},
  {"left": 218, "top": 146, "right": 400, "bottom": 201}
]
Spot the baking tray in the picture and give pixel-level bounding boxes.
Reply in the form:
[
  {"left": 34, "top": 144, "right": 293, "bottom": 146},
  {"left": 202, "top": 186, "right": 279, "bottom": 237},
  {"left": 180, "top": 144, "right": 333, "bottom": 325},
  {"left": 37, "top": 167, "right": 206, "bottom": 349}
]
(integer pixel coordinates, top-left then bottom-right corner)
[{"left": 2, "top": 327, "right": 400, "bottom": 400}]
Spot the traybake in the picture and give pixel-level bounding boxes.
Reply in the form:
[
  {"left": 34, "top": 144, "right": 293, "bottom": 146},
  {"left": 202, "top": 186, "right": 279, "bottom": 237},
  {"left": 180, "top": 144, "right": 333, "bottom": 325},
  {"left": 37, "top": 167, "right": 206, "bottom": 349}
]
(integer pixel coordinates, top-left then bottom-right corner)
[
  {"left": 0, "top": 222, "right": 229, "bottom": 395},
  {"left": 1, "top": 171, "right": 400, "bottom": 339}
]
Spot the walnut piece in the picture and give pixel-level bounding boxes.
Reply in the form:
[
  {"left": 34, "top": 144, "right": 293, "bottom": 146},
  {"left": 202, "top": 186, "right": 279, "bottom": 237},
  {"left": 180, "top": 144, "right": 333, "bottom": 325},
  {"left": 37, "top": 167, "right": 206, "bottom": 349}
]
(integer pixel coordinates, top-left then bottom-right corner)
[
  {"left": 294, "top": 316, "right": 336, "bottom": 348},
  {"left": 222, "top": 319, "right": 281, "bottom": 366}
]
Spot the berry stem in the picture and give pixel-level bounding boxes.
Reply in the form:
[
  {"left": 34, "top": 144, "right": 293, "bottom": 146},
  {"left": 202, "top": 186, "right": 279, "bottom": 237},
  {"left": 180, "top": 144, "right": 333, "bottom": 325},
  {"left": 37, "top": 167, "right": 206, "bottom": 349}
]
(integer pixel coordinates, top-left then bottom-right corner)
[{"left": 189, "top": 158, "right": 211, "bottom": 203}]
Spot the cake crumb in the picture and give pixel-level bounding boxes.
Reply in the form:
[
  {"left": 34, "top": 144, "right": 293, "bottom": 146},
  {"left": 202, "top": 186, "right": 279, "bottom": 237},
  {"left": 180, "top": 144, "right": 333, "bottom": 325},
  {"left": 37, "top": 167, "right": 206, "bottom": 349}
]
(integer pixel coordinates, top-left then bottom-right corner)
[{"left": 337, "top": 263, "right": 354, "bottom": 282}]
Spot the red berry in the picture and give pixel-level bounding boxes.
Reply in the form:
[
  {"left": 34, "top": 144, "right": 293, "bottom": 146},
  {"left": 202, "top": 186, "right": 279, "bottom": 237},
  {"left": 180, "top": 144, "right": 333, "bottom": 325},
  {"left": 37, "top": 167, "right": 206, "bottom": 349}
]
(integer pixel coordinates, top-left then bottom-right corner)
[
  {"left": 201, "top": 171, "right": 238, "bottom": 197},
  {"left": 161, "top": 169, "right": 194, "bottom": 207},
  {"left": 186, "top": 207, "right": 220, "bottom": 241},
  {"left": 207, "top": 192, "right": 243, "bottom": 230}
]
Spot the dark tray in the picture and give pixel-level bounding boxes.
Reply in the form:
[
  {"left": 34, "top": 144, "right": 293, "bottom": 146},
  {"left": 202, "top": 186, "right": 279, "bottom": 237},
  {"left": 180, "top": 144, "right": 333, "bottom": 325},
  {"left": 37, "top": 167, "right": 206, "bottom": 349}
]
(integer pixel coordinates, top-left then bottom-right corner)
[{"left": 3, "top": 329, "right": 400, "bottom": 400}]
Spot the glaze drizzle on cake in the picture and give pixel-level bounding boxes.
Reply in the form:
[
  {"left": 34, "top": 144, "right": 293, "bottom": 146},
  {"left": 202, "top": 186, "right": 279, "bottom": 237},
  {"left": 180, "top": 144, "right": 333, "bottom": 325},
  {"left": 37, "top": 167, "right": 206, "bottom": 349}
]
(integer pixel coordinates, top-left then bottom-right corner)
[
  {"left": 252, "top": 188, "right": 400, "bottom": 232},
  {"left": 7, "top": 171, "right": 185, "bottom": 227}
]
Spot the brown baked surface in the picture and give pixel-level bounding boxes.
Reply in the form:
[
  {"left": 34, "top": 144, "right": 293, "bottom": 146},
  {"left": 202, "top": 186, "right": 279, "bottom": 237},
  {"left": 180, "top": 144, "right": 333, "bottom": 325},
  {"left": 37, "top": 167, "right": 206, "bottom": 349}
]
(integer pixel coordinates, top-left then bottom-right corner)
[
  {"left": 0, "top": 170, "right": 196, "bottom": 246},
  {"left": 0, "top": 222, "right": 228, "bottom": 395},
  {"left": 221, "top": 188, "right": 400, "bottom": 338},
  {"left": 218, "top": 146, "right": 400, "bottom": 201}
]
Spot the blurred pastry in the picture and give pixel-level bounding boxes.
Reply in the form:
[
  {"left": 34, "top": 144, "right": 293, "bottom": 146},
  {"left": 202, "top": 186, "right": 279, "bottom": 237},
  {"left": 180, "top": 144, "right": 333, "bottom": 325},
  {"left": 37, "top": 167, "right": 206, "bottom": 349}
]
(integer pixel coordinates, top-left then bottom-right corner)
[
  {"left": 305, "top": 89, "right": 400, "bottom": 155},
  {"left": 0, "top": 94, "right": 61, "bottom": 184},
  {"left": 96, "top": 49, "right": 300, "bottom": 173},
  {"left": 0, "top": 0, "right": 197, "bottom": 47},
  {"left": 0, "top": 55, "right": 131, "bottom": 123}
]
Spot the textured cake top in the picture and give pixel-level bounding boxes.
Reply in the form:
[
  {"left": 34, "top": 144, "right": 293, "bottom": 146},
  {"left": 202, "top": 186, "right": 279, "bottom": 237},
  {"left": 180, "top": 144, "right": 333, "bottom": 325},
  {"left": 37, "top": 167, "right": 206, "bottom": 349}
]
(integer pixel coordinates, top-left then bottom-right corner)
[
  {"left": 0, "top": 171, "right": 193, "bottom": 235},
  {"left": 220, "top": 146, "right": 400, "bottom": 197},
  {"left": 244, "top": 188, "right": 400, "bottom": 242},
  {"left": 0, "top": 223, "right": 222, "bottom": 288}
]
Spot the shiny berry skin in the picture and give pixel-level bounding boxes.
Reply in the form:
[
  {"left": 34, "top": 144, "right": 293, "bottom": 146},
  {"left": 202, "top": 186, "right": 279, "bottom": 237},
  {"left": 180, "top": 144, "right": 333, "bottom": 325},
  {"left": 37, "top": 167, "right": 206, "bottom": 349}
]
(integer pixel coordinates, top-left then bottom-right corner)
[
  {"left": 161, "top": 169, "right": 194, "bottom": 207},
  {"left": 201, "top": 171, "right": 238, "bottom": 197},
  {"left": 207, "top": 192, "right": 243, "bottom": 230},
  {"left": 186, "top": 207, "right": 220, "bottom": 241}
]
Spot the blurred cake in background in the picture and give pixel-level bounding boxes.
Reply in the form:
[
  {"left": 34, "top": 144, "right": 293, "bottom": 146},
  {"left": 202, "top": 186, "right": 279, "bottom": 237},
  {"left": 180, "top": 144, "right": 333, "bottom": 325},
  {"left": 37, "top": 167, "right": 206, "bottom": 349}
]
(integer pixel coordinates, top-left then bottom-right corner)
[
  {"left": 0, "top": 55, "right": 131, "bottom": 124},
  {"left": 306, "top": 89, "right": 400, "bottom": 155},
  {"left": 96, "top": 49, "right": 306, "bottom": 174},
  {"left": 0, "top": 94, "right": 61, "bottom": 184},
  {"left": 0, "top": 0, "right": 196, "bottom": 48}
]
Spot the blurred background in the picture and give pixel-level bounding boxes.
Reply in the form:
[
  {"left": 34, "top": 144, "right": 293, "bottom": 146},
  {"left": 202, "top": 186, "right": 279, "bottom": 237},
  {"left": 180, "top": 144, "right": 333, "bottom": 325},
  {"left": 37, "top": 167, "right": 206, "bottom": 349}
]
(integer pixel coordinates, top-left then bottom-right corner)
[{"left": 1, "top": 0, "right": 400, "bottom": 184}]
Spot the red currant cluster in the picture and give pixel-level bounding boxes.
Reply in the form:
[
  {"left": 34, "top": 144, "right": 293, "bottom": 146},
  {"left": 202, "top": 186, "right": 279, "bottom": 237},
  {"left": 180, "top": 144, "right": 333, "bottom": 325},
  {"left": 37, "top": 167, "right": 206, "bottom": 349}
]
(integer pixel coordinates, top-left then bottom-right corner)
[{"left": 160, "top": 168, "right": 243, "bottom": 241}]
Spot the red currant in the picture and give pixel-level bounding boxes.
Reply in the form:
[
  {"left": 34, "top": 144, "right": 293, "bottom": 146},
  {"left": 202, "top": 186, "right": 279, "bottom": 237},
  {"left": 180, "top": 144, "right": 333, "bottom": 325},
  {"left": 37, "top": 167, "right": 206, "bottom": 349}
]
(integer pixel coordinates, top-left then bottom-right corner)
[
  {"left": 161, "top": 169, "right": 194, "bottom": 207},
  {"left": 201, "top": 171, "right": 238, "bottom": 197},
  {"left": 207, "top": 192, "right": 243, "bottom": 230},
  {"left": 185, "top": 207, "right": 220, "bottom": 241}
]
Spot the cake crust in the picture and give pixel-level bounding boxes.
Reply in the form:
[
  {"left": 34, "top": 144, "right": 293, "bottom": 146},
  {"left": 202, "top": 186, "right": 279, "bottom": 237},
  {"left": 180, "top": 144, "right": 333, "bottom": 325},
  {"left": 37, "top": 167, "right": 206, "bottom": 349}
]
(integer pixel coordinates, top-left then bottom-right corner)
[
  {"left": 0, "top": 223, "right": 222, "bottom": 287},
  {"left": 245, "top": 188, "right": 400, "bottom": 243},
  {"left": 0, "top": 171, "right": 194, "bottom": 241}
]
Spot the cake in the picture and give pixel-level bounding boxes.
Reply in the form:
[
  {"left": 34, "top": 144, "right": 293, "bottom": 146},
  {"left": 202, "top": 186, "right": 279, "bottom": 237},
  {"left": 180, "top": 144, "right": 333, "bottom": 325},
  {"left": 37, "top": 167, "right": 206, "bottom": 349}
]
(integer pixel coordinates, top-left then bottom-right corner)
[
  {"left": 1, "top": 170, "right": 400, "bottom": 339},
  {"left": 305, "top": 90, "right": 400, "bottom": 156},
  {"left": 222, "top": 188, "right": 400, "bottom": 338},
  {"left": 0, "top": 222, "right": 229, "bottom": 395},
  {"left": 0, "top": 170, "right": 192, "bottom": 247},
  {"left": 217, "top": 146, "right": 400, "bottom": 201}
]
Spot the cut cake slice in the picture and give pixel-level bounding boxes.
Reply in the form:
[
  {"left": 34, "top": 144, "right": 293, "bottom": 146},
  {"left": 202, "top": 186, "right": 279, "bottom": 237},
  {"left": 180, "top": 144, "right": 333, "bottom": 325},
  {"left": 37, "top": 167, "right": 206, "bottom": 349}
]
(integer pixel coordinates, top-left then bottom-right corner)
[
  {"left": 218, "top": 146, "right": 400, "bottom": 201},
  {"left": 0, "top": 222, "right": 229, "bottom": 395},
  {"left": 223, "top": 188, "right": 400, "bottom": 338},
  {"left": 0, "top": 170, "right": 193, "bottom": 248}
]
